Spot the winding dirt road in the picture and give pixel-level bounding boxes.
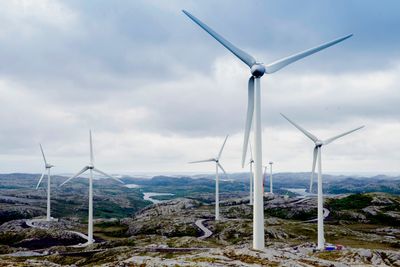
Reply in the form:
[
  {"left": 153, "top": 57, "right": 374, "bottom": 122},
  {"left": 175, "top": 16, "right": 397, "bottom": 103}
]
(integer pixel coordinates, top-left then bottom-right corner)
[
  {"left": 194, "top": 219, "right": 212, "bottom": 239},
  {"left": 26, "top": 218, "right": 90, "bottom": 247},
  {"left": 303, "top": 208, "right": 330, "bottom": 222}
]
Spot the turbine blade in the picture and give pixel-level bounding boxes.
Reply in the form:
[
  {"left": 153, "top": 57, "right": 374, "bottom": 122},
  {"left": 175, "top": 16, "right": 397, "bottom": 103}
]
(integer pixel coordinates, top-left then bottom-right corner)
[
  {"left": 89, "top": 130, "right": 94, "bottom": 165},
  {"left": 217, "top": 162, "right": 227, "bottom": 175},
  {"left": 36, "top": 171, "right": 46, "bottom": 189},
  {"left": 280, "top": 113, "right": 318, "bottom": 142},
  {"left": 264, "top": 34, "right": 353, "bottom": 73},
  {"left": 182, "top": 10, "right": 256, "bottom": 67},
  {"left": 60, "top": 166, "right": 89, "bottom": 187},
  {"left": 242, "top": 77, "right": 255, "bottom": 167},
  {"left": 310, "top": 146, "right": 318, "bottom": 192},
  {"left": 323, "top": 125, "right": 364, "bottom": 145},
  {"left": 189, "top": 158, "right": 215, "bottom": 164},
  {"left": 217, "top": 135, "right": 229, "bottom": 160},
  {"left": 93, "top": 168, "right": 124, "bottom": 184},
  {"left": 39, "top": 144, "right": 47, "bottom": 165}
]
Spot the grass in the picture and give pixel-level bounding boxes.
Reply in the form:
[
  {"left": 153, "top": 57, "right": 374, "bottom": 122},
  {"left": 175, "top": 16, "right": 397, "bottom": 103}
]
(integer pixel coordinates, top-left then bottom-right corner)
[
  {"left": 327, "top": 194, "right": 373, "bottom": 211},
  {"left": 191, "top": 256, "right": 220, "bottom": 263},
  {"left": 70, "top": 220, "right": 131, "bottom": 241},
  {"left": 315, "top": 251, "right": 344, "bottom": 261},
  {"left": 328, "top": 236, "right": 395, "bottom": 250},
  {"left": 0, "top": 232, "right": 25, "bottom": 246},
  {"left": 223, "top": 250, "right": 279, "bottom": 266}
]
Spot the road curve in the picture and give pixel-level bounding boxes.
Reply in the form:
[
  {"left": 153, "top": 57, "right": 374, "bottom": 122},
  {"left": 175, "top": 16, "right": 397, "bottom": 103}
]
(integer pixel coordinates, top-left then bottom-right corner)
[
  {"left": 26, "top": 218, "right": 90, "bottom": 247},
  {"left": 304, "top": 208, "right": 330, "bottom": 223},
  {"left": 195, "top": 219, "right": 212, "bottom": 239}
]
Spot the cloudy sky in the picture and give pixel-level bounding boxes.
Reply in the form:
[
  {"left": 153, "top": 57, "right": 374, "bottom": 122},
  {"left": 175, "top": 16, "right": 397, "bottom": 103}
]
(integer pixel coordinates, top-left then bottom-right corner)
[{"left": 0, "top": 0, "right": 399, "bottom": 174}]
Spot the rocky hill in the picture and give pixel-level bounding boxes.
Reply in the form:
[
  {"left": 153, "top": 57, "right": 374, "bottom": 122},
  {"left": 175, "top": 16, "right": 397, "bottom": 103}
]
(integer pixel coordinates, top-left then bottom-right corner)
[{"left": 1, "top": 173, "right": 400, "bottom": 266}]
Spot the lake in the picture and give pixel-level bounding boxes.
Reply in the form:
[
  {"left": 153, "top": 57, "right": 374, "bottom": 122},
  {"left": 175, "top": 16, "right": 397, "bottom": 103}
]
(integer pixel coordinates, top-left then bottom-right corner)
[{"left": 143, "top": 192, "right": 175, "bottom": 204}]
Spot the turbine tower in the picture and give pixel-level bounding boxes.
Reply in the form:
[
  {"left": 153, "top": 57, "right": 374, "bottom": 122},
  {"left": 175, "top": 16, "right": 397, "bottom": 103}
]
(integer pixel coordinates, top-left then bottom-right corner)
[
  {"left": 36, "top": 144, "right": 54, "bottom": 222},
  {"left": 269, "top": 162, "right": 274, "bottom": 194},
  {"left": 182, "top": 9, "right": 352, "bottom": 250},
  {"left": 189, "top": 135, "right": 228, "bottom": 221},
  {"left": 60, "top": 131, "right": 123, "bottom": 244},
  {"left": 262, "top": 165, "right": 267, "bottom": 194},
  {"left": 281, "top": 113, "right": 364, "bottom": 250},
  {"left": 248, "top": 143, "right": 254, "bottom": 205}
]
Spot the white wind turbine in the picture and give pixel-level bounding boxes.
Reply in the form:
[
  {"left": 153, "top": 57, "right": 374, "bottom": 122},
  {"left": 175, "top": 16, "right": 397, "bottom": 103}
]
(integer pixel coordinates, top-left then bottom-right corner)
[
  {"left": 36, "top": 144, "right": 54, "bottom": 222},
  {"left": 269, "top": 162, "right": 274, "bottom": 194},
  {"left": 183, "top": 9, "right": 352, "bottom": 249},
  {"left": 60, "top": 131, "right": 123, "bottom": 244},
  {"left": 189, "top": 135, "right": 229, "bottom": 221},
  {"left": 248, "top": 143, "right": 254, "bottom": 205},
  {"left": 281, "top": 113, "right": 364, "bottom": 250}
]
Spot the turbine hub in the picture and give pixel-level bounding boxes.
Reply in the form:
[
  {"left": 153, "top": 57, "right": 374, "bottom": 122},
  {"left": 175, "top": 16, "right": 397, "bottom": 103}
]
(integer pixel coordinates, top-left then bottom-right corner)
[
  {"left": 251, "top": 64, "right": 265, "bottom": 78},
  {"left": 88, "top": 164, "right": 94, "bottom": 169},
  {"left": 315, "top": 140, "right": 323, "bottom": 147}
]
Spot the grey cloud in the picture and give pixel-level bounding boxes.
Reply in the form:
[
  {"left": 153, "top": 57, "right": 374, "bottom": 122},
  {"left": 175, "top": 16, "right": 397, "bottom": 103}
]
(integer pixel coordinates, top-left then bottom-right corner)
[{"left": 0, "top": 0, "right": 399, "bottom": 173}]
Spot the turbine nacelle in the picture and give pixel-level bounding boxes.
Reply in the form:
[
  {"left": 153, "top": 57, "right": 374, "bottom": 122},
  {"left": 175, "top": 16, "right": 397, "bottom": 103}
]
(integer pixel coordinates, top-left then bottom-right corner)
[
  {"left": 315, "top": 140, "right": 324, "bottom": 147},
  {"left": 250, "top": 64, "right": 265, "bottom": 78},
  {"left": 36, "top": 144, "right": 54, "bottom": 191},
  {"left": 188, "top": 135, "right": 229, "bottom": 176}
]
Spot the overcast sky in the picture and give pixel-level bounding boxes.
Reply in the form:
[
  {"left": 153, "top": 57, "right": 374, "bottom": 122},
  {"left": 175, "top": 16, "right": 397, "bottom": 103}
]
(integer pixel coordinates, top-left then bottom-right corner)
[{"left": 0, "top": 0, "right": 399, "bottom": 174}]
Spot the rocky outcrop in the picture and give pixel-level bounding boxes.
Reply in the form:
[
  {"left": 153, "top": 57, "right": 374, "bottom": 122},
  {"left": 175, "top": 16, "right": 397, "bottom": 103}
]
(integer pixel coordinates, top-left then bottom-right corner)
[
  {"left": 0, "top": 219, "right": 86, "bottom": 250},
  {"left": 124, "top": 198, "right": 202, "bottom": 238},
  {"left": 134, "top": 198, "right": 200, "bottom": 219}
]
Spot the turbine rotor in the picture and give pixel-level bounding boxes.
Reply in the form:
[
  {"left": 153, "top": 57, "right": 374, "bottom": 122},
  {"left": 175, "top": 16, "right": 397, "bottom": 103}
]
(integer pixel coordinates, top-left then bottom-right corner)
[
  {"left": 250, "top": 64, "right": 265, "bottom": 78},
  {"left": 315, "top": 140, "right": 324, "bottom": 147}
]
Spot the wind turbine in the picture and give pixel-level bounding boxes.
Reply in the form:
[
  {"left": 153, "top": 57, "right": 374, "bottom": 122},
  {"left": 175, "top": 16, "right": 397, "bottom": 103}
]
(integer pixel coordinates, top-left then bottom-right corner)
[
  {"left": 281, "top": 113, "right": 364, "bottom": 249},
  {"left": 182, "top": 9, "right": 352, "bottom": 250},
  {"left": 262, "top": 165, "right": 267, "bottom": 194},
  {"left": 189, "top": 135, "right": 228, "bottom": 221},
  {"left": 269, "top": 162, "right": 274, "bottom": 194},
  {"left": 248, "top": 143, "right": 254, "bottom": 205},
  {"left": 60, "top": 131, "right": 123, "bottom": 244},
  {"left": 36, "top": 144, "right": 54, "bottom": 222}
]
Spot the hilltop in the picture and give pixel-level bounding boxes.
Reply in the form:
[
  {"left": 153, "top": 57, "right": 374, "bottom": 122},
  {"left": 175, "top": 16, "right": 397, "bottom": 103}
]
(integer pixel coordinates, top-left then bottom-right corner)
[
  {"left": 0, "top": 173, "right": 399, "bottom": 266},
  {"left": 0, "top": 193, "right": 399, "bottom": 265}
]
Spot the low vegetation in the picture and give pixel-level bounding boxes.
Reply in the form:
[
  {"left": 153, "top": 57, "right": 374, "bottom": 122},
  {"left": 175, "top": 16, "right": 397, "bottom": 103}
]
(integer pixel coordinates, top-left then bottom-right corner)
[{"left": 327, "top": 194, "right": 373, "bottom": 210}]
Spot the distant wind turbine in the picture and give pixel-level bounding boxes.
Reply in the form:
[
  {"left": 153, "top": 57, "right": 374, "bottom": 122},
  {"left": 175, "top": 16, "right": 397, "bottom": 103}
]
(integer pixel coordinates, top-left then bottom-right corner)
[
  {"left": 248, "top": 143, "right": 254, "bottom": 205},
  {"left": 269, "top": 162, "right": 274, "bottom": 194},
  {"left": 281, "top": 113, "right": 364, "bottom": 250},
  {"left": 262, "top": 165, "right": 267, "bottom": 194},
  {"left": 182, "top": 9, "right": 352, "bottom": 250},
  {"left": 36, "top": 144, "right": 54, "bottom": 222},
  {"left": 60, "top": 131, "right": 123, "bottom": 244},
  {"left": 189, "top": 135, "right": 229, "bottom": 221}
]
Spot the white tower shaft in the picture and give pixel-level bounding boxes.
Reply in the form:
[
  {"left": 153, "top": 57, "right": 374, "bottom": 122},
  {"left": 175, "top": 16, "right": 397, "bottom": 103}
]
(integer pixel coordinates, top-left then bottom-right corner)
[
  {"left": 317, "top": 147, "right": 324, "bottom": 249},
  {"left": 249, "top": 162, "right": 253, "bottom": 205},
  {"left": 253, "top": 78, "right": 264, "bottom": 250},
  {"left": 269, "top": 164, "right": 273, "bottom": 194},
  {"left": 88, "top": 168, "right": 94, "bottom": 244},
  {"left": 215, "top": 163, "right": 220, "bottom": 220},
  {"left": 46, "top": 168, "right": 51, "bottom": 221}
]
